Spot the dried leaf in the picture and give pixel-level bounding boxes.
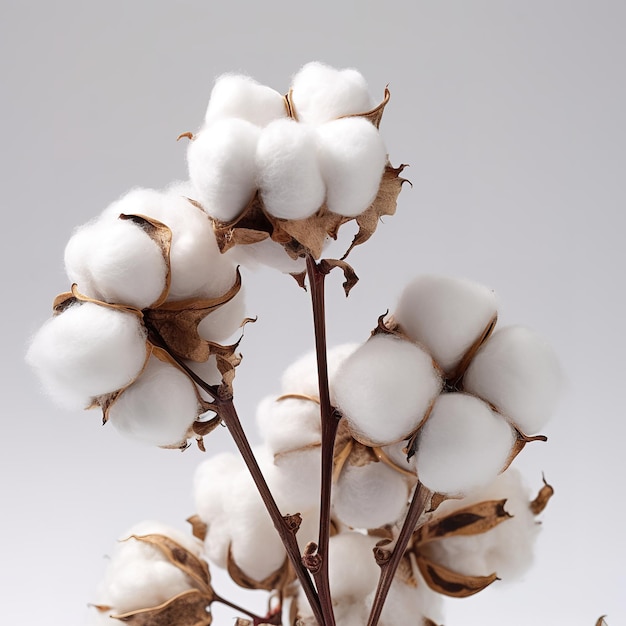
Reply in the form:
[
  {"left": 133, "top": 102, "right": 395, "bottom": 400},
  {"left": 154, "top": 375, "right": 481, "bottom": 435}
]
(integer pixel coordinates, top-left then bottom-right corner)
[
  {"left": 449, "top": 314, "right": 498, "bottom": 382},
  {"left": 187, "top": 515, "right": 208, "bottom": 542},
  {"left": 227, "top": 547, "right": 295, "bottom": 592},
  {"left": 415, "top": 555, "right": 498, "bottom": 598},
  {"left": 502, "top": 429, "right": 548, "bottom": 473},
  {"left": 416, "top": 499, "right": 512, "bottom": 544},
  {"left": 318, "top": 258, "right": 359, "bottom": 297},
  {"left": 111, "top": 589, "right": 212, "bottom": 625},
  {"left": 595, "top": 617, "right": 609, "bottom": 626},
  {"left": 530, "top": 476, "right": 554, "bottom": 515}
]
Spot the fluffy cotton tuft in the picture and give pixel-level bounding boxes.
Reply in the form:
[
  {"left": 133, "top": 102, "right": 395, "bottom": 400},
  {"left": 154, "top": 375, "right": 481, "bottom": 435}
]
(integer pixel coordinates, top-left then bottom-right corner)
[
  {"left": 290, "top": 62, "right": 374, "bottom": 124},
  {"left": 463, "top": 325, "right": 563, "bottom": 434},
  {"left": 328, "top": 532, "right": 380, "bottom": 599},
  {"left": 256, "top": 118, "right": 325, "bottom": 219},
  {"left": 225, "top": 237, "right": 307, "bottom": 274},
  {"left": 333, "top": 461, "right": 410, "bottom": 529},
  {"left": 65, "top": 216, "right": 167, "bottom": 309},
  {"left": 334, "top": 334, "right": 442, "bottom": 446},
  {"left": 416, "top": 393, "right": 515, "bottom": 495},
  {"left": 394, "top": 275, "right": 498, "bottom": 374},
  {"left": 107, "top": 356, "right": 199, "bottom": 447},
  {"left": 26, "top": 303, "right": 148, "bottom": 407},
  {"left": 196, "top": 285, "right": 246, "bottom": 342},
  {"left": 204, "top": 74, "right": 287, "bottom": 127},
  {"left": 316, "top": 117, "right": 387, "bottom": 217},
  {"left": 188, "top": 118, "right": 260, "bottom": 222},
  {"left": 267, "top": 448, "right": 322, "bottom": 512}
]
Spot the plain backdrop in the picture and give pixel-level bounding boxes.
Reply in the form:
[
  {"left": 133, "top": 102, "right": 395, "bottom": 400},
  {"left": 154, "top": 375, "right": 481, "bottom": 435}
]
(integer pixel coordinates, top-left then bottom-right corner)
[{"left": 2, "top": 1, "right": 624, "bottom": 624}]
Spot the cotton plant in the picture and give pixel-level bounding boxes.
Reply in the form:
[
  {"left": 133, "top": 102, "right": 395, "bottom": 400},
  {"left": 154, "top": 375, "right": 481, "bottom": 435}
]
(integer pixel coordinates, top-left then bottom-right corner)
[{"left": 26, "top": 61, "right": 574, "bottom": 626}]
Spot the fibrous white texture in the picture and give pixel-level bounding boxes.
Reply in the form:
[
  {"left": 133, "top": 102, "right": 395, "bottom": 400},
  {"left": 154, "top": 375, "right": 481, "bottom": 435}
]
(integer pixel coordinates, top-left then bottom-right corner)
[
  {"left": 65, "top": 216, "right": 167, "bottom": 310},
  {"left": 316, "top": 117, "right": 387, "bottom": 217},
  {"left": 290, "top": 62, "right": 373, "bottom": 125},
  {"left": 327, "top": 532, "right": 380, "bottom": 600},
  {"left": 204, "top": 74, "right": 287, "bottom": 127},
  {"left": 225, "top": 237, "right": 307, "bottom": 274},
  {"left": 26, "top": 303, "right": 147, "bottom": 408},
  {"left": 107, "top": 356, "right": 199, "bottom": 447},
  {"left": 394, "top": 275, "right": 498, "bottom": 373},
  {"left": 89, "top": 520, "right": 203, "bottom": 622},
  {"left": 416, "top": 393, "right": 515, "bottom": 495},
  {"left": 424, "top": 469, "right": 540, "bottom": 580},
  {"left": 188, "top": 119, "right": 260, "bottom": 222},
  {"left": 196, "top": 285, "right": 246, "bottom": 342},
  {"left": 333, "top": 461, "right": 409, "bottom": 529},
  {"left": 256, "top": 118, "right": 325, "bottom": 219},
  {"left": 334, "top": 334, "right": 442, "bottom": 446},
  {"left": 269, "top": 448, "right": 322, "bottom": 512},
  {"left": 463, "top": 325, "right": 562, "bottom": 434}
]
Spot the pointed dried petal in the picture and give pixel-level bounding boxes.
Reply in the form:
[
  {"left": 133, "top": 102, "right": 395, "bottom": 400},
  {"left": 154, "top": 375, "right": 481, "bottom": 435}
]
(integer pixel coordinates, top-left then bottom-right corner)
[
  {"left": 416, "top": 555, "right": 498, "bottom": 597},
  {"left": 318, "top": 258, "right": 359, "bottom": 297},
  {"left": 187, "top": 515, "right": 208, "bottom": 542},
  {"left": 227, "top": 548, "right": 294, "bottom": 592},
  {"left": 530, "top": 476, "right": 554, "bottom": 515}
]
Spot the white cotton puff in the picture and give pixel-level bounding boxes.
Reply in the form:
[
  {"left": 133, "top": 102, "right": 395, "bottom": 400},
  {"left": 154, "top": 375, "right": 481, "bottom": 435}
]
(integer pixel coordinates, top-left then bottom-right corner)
[
  {"left": 416, "top": 393, "right": 515, "bottom": 496},
  {"left": 107, "top": 356, "right": 199, "bottom": 447},
  {"left": 281, "top": 343, "right": 360, "bottom": 404},
  {"left": 256, "top": 395, "right": 321, "bottom": 455},
  {"left": 328, "top": 532, "right": 380, "bottom": 600},
  {"left": 290, "top": 62, "right": 374, "bottom": 125},
  {"left": 225, "top": 237, "right": 307, "bottom": 274},
  {"left": 334, "top": 334, "right": 442, "bottom": 446},
  {"left": 256, "top": 118, "right": 326, "bottom": 220},
  {"left": 394, "top": 275, "right": 498, "bottom": 374},
  {"left": 204, "top": 74, "right": 287, "bottom": 127},
  {"left": 196, "top": 285, "right": 246, "bottom": 343},
  {"left": 91, "top": 520, "right": 202, "bottom": 617},
  {"left": 381, "top": 440, "right": 416, "bottom": 473},
  {"left": 423, "top": 468, "right": 540, "bottom": 581},
  {"left": 316, "top": 117, "right": 387, "bottom": 217},
  {"left": 64, "top": 216, "right": 167, "bottom": 310},
  {"left": 26, "top": 303, "right": 148, "bottom": 405},
  {"left": 188, "top": 118, "right": 260, "bottom": 222},
  {"left": 333, "top": 461, "right": 410, "bottom": 529},
  {"left": 463, "top": 325, "right": 563, "bottom": 434},
  {"left": 268, "top": 448, "right": 322, "bottom": 512}
]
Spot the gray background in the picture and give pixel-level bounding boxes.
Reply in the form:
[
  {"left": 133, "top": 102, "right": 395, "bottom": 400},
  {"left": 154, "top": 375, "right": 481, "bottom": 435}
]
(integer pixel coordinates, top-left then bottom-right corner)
[{"left": 2, "top": 1, "right": 624, "bottom": 624}]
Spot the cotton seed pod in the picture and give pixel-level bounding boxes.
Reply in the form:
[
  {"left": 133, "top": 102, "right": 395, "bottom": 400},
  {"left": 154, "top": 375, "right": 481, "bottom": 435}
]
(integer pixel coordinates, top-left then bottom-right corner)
[
  {"left": 107, "top": 356, "right": 200, "bottom": 447},
  {"left": 316, "top": 117, "right": 387, "bottom": 217},
  {"left": 26, "top": 303, "right": 148, "bottom": 407},
  {"left": 290, "top": 61, "right": 373, "bottom": 125},
  {"left": 416, "top": 393, "right": 516, "bottom": 496},
  {"left": 256, "top": 118, "right": 325, "bottom": 220},
  {"left": 204, "top": 73, "right": 287, "bottom": 127},
  {"left": 334, "top": 334, "right": 442, "bottom": 446},
  {"left": 333, "top": 461, "right": 410, "bottom": 529},
  {"left": 188, "top": 118, "right": 260, "bottom": 222},
  {"left": 328, "top": 532, "right": 380, "bottom": 600},
  {"left": 64, "top": 216, "right": 167, "bottom": 310},
  {"left": 463, "top": 325, "right": 563, "bottom": 434},
  {"left": 394, "top": 275, "right": 498, "bottom": 375}
]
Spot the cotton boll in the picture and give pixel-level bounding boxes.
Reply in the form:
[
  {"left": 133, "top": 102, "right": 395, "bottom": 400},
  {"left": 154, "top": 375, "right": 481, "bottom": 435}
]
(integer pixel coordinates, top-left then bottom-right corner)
[
  {"left": 316, "top": 117, "right": 387, "bottom": 217},
  {"left": 333, "top": 461, "right": 410, "bottom": 529},
  {"left": 269, "top": 448, "right": 322, "bottom": 512},
  {"left": 225, "top": 237, "right": 307, "bottom": 274},
  {"left": 26, "top": 303, "right": 148, "bottom": 402},
  {"left": 394, "top": 275, "right": 498, "bottom": 374},
  {"left": 65, "top": 217, "right": 167, "bottom": 309},
  {"left": 204, "top": 74, "right": 287, "bottom": 127},
  {"left": 290, "top": 62, "right": 374, "bottom": 124},
  {"left": 256, "top": 118, "right": 325, "bottom": 219},
  {"left": 381, "top": 440, "right": 417, "bottom": 474},
  {"left": 334, "top": 334, "right": 442, "bottom": 446},
  {"left": 188, "top": 118, "right": 260, "bottom": 222},
  {"left": 107, "top": 356, "right": 200, "bottom": 447},
  {"left": 416, "top": 393, "right": 515, "bottom": 495},
  {"left": 463, "top": 325, "right": 563, "bottom": 434},
  {"left": 328, "top": 532, "right": 380, "bottom": 599},
  {"left": 196, "top": 286, "right": 246, "bottom": 342},
  {"left": 256, "top": 395, "right": 321, "bottom": 455}
]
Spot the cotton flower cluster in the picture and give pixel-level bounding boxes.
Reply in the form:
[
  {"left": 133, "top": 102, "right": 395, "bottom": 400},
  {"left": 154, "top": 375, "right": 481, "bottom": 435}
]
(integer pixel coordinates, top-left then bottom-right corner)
[
  {"left": 187, "top": 62, "right": 399, "bottom": 265},
  {"left": 27, "top": 183, "right": 243, "bottom": 448}
]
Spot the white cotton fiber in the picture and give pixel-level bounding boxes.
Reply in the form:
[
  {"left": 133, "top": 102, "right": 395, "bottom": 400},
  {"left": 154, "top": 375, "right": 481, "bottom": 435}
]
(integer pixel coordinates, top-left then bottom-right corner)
[
  {"left": 256, "top": 395, "right": 321, "bottom": 455},
  {"left": 394, "top": 275, "right": 498, "bottom": 374},
  {"left": 463, "top": 325, "right": 563, "bottom": 434},
  {"left": 204, "top": 74, "right": 287, "bottom": 127},
  {"left": 268, "top": 447, "right": 322, "bottom": 512},
  {"left": 333, "top": 461, "right": 409, "bottom": 529},
  {"left": 334, "top": 334, "right": 442, "bottom": 446},
  {"left": 316, "top": 117, "right": 387, "bottom": 217},
  {"left": 107, "top": 356, "right": 199, "bottom": 447},
  {"left": 416, "top": 393, "right": 515, "bottom": 496},
  {"left": 328, "top": 532, "right": 380, "bottom": 599},
  {"left": 226, "top": 237, "right": 307, "bottom": 274},
  {"left": 196, "top": 285, "right": 246, "bottom": 342},
  {"left": 188, "top": 118, "right": 260, "bottom": 222},
  {"left": 26, "top": 303, "right": 148, "bottom": 404},
  {"left": 290, "top": 62, "right": 374, "bottom": 125},
  {"left": 65, "top": 216, "right": 167, "bottom": 310},
  {"left": 424, "top": 469, "right": 540, "bottom": 581},
  {"left": 256, "top": 118, "right": 325, "bottom": 219}
]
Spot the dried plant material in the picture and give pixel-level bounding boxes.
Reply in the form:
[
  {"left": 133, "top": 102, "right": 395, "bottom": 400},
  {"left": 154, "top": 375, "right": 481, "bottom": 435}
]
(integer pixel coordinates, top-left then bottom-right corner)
[
  {"left": 530, "top": 476, "right": 554, "bottom": 515},
  {"left": 596, "top": 617, "right": 609, "bottom": 626},
  {"left": 318, "top": 258, "right": 359, "bottom": 297},
  {"left": 111, "top": 588, "right": 212, "bottom": 625},
  {"left": 415, "top": 556, "right": 498, "bottom": 598},
  {"left": 227, "top": 548, "right": 295, "bottom": 592},
  {"left": 344, "top": 86, "right": 391, "bottom": 128},
  {"left": 187, "top": 515, "right": 208, "bottom": 542},
  {"left": 395, "top": 553, "right": 419, "bottom": 587},
  {"left": 423, "top": 619, "right": 442, "bottom": 626},
  {"left": 448, "top": 314, "right": 498, "bottom": 383},
  {"left": 502, "top": 429, "right": 548, "bottom": 473}
]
